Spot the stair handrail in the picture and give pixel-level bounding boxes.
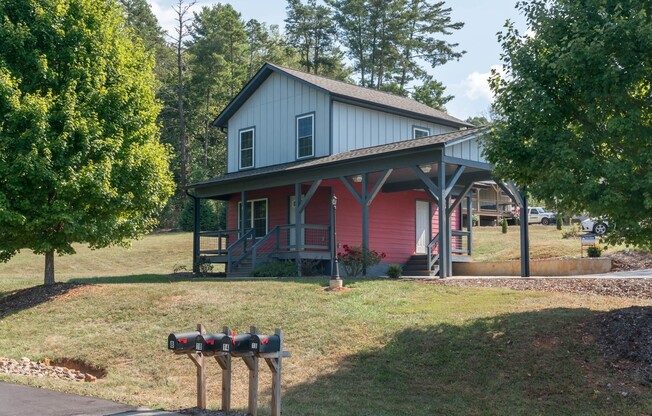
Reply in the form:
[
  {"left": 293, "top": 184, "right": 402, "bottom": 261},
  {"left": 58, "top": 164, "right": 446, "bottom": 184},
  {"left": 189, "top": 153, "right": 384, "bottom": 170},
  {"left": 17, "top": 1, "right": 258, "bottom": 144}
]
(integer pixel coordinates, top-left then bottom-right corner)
[
  {"left": 250, "top": 225, "right": 282, "bottom": 269},
  {"left": 227, "top": 229, "right": 254, "bottom": 271},
  {"left": 427, "top": 233, "right": 440, "bottom": 272}
]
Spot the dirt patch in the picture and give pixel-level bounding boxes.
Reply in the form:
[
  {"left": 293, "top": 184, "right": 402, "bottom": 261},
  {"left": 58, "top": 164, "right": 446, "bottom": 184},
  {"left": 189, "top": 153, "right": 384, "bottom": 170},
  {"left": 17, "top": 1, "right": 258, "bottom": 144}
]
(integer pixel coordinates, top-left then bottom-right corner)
[
  {"left": 606, "top": 250, "right": 652, "bottom": 271},
  {"left": 0, "top": 283, "right": 90, "bottom": 318},
  {"left": 416, "top": 278, "right": 652, "bottom": 299},
  {"left": 596, "top": 306, "right": 652, "bottom": 384},
  {"left": 0, "top": 357, "right": 103, "bottom": 382},
  {"left": 177, "top": 409, "right": 247, "bottom": 416}
]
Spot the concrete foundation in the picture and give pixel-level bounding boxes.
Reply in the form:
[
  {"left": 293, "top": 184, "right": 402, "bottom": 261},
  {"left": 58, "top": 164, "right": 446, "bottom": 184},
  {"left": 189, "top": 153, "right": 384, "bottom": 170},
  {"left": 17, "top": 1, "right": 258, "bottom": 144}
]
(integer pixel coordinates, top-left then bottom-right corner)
[{"left": 452, "top": 258, "right": 612, "bottom": 277}]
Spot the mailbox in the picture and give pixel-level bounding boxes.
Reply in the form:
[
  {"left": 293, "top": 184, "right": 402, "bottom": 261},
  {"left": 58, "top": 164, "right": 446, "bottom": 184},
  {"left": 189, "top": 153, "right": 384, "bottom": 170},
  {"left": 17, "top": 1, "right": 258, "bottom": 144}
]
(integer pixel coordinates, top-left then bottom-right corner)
[
  {"left": 250, "top": 334, "right": 281, "bottom": 354},
  {"left": 222, "top": 333, "right": 252, "bottom": 353},
  {"left": 168, "top": 331, "right": 200, "bottom": 352},
  {"left": 195, "top": 333, "right": 228, "bottom": 353}
]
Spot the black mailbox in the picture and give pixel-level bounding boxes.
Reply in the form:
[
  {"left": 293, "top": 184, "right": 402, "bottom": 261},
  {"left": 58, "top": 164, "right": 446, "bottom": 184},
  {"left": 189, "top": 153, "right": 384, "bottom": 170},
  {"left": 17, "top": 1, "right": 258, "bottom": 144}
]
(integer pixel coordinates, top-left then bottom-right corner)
[
  {"left": 195, "top": 333, "right": 228, "bottom": 353},
  {"left": 250, "top": 334, "right": 280, "bottom": 353},
  {"left": 222, "top": 333, "right": 252, "bottom": 353},
  {"left": 168, "top": 331, "right": 200, "bottom": 352}
]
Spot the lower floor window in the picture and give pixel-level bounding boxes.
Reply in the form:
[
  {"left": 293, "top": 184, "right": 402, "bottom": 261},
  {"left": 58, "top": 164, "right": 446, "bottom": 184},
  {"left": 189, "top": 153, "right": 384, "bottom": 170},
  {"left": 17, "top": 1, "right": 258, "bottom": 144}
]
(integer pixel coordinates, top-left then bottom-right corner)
[{"left": 237, "top": 199, "right": 268, "bottom": 238}]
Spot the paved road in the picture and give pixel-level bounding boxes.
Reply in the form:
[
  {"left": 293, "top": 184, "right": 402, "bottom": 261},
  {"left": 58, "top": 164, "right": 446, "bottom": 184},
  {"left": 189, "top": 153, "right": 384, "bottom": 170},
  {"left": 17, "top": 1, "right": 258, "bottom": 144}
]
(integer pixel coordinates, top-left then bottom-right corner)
[{"left": 0, "top": 382, "right": 181, "bottom": 416}]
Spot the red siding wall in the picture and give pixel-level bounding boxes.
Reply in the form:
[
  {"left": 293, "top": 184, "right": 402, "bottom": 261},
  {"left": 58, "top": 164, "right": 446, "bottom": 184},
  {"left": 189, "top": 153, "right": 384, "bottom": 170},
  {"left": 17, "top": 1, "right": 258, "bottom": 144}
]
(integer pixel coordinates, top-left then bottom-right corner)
[{"left": 225, "top": 181, "right": 461, "bottom": 265}]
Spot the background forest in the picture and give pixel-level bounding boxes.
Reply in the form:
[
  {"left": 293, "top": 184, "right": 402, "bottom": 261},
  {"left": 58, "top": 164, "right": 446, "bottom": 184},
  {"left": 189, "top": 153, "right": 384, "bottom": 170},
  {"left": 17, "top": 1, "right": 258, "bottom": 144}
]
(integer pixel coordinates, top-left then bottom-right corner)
[{"left": 120, "top": 0, "right": 478, "bottom": 230}]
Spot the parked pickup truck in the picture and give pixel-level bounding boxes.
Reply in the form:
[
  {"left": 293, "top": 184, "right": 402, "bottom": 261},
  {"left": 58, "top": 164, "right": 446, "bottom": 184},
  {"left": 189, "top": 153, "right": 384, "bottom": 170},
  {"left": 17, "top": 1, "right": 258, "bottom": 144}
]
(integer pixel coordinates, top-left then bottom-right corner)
[{"left": 528, "top": 207, "right": 556, "bottom": 225}]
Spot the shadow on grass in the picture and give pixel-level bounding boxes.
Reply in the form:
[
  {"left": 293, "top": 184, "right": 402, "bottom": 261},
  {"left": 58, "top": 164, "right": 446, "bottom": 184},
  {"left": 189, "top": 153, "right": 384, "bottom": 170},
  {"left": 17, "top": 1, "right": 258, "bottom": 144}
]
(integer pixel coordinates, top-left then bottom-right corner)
[
  {"left": 68, "top": 274, "right": 179, "bottom": 284},
  {"left": 283, "top": 308, "right": 650, "bottom": 416},
  {"left": 0, "top": 283, "right": 86, "bottom": 319}
]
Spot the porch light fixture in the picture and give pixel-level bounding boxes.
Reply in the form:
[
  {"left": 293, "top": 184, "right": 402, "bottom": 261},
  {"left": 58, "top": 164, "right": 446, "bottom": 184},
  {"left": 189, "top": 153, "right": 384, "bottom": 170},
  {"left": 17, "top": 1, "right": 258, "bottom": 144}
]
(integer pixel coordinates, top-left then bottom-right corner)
[
  {"left": 352, "top": 174, "right": 363, "bottom": 183},
  {"left": 419, "top": 164, "right": 432, "bottom": 174}
]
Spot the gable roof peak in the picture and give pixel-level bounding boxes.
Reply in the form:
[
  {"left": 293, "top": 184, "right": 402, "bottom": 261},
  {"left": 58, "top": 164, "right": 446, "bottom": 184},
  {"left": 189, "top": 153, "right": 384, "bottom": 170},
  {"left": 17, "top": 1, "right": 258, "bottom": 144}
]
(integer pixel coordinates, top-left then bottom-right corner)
[{"left": 213, "top": 62, "right": 474, "bottom": 129}]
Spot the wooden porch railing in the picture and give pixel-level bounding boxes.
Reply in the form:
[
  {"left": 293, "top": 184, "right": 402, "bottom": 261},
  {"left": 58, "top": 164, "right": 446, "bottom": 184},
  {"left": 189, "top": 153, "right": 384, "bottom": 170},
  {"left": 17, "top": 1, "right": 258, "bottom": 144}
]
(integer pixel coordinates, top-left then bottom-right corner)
[
  {"left": 427, "top": 233, "right": 440, "bottom": 273},
  {"left": 452, "top": 230, "right": 471, "bottom": 255}
]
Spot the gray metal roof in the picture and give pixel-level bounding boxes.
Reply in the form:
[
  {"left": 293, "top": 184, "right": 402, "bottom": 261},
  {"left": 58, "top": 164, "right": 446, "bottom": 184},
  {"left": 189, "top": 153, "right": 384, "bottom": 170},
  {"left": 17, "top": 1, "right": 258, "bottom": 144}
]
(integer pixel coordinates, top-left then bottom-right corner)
[
  {"left": 212, "top": 63, "right": 474, "bottom": 129},
  {"left": 190, "top": 127, "right": 486, "bottom": 190}
]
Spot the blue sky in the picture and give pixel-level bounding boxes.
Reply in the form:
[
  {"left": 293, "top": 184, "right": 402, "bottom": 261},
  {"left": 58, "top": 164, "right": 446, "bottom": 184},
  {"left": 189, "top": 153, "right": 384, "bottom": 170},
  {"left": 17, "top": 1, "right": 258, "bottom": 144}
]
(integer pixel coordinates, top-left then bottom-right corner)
[{"left": 147, "top": 0, "right": 527, "bottom": 120}]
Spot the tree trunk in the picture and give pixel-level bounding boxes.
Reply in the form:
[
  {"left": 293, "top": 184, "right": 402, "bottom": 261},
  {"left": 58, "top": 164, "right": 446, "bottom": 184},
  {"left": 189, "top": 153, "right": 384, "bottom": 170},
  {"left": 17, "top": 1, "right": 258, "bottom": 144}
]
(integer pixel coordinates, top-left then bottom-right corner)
[{"left": 44, "top": 250, "right": 55, "bottom": 286}]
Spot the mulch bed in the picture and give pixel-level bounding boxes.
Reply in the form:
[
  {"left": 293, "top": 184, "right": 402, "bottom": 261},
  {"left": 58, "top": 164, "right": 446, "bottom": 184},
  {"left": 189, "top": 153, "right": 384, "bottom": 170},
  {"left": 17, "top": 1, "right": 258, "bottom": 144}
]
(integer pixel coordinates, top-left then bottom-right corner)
[
  {"left": 606, "top": 250, "right": 652, "bottom": 271},
  {"left": 597, "top": 306, "right": 652, "bottom": 385},
  {"left": 415, "top": 277, "right": 652, "bottom": 299}
]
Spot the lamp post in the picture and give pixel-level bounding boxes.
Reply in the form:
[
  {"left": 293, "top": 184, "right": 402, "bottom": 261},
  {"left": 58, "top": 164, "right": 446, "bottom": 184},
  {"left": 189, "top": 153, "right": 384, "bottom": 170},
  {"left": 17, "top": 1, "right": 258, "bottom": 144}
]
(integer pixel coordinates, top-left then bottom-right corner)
[{"left": 330, "top": 195, "right": 340, "bottom": 281}]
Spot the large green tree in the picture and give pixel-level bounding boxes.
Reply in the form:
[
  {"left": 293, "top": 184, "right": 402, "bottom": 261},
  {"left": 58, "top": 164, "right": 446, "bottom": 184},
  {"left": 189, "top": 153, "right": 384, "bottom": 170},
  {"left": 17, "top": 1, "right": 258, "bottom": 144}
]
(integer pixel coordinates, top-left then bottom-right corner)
[
  {"left": 0, "top": 0, "right": 175, "bottom": 284},
  {"left": 486, "top": 0, "right": 652, "bottom": 246}
]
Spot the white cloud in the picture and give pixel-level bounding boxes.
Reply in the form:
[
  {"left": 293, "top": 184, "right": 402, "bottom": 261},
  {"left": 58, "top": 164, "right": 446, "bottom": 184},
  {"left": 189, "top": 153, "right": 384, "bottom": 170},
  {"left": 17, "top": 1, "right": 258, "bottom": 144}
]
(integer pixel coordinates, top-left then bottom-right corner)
[{"left": 461, "top": 64, "right": 505, "bottom": 102}]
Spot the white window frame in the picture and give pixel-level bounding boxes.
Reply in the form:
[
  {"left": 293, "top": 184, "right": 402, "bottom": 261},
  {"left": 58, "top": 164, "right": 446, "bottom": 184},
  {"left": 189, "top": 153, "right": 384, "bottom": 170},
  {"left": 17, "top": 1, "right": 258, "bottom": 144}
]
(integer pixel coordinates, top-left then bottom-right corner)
[
  {"left": 296, "top": 113, "right": 314, "bottom": 159},
  {"left": 412, "top": 126, "right": 431, "bottom": 139},
  {"left": 239, "top": 127, "right": 255, "bottom": 169},
  {"left": 237, "top": 198, "right": 268, "bottom": 238}
]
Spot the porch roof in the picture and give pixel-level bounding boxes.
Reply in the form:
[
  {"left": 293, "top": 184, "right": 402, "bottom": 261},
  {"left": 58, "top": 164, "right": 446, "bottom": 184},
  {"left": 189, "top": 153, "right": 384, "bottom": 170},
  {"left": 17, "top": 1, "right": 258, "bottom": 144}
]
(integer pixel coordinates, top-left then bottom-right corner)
[{"left": 189, "top": 128, "right": 492, "bottom": 199}]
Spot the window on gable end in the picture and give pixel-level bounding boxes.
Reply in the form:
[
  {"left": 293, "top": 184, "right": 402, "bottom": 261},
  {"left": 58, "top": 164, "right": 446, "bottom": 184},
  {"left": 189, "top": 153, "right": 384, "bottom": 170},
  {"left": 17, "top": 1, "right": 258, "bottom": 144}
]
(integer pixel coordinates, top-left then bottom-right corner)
[
  {"left": 413, "top": 126, "right": 430, "bottom": 139},
  {"left": 297, "top": 114, "right": 314, "bottom": 159}
]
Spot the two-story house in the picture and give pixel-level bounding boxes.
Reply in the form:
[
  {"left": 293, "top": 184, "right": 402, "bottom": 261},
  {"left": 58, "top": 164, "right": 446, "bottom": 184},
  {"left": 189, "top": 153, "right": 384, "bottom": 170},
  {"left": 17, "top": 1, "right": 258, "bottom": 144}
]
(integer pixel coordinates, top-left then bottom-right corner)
[{"left": 187, "top": 63, "right": 502, "bottom": 278}]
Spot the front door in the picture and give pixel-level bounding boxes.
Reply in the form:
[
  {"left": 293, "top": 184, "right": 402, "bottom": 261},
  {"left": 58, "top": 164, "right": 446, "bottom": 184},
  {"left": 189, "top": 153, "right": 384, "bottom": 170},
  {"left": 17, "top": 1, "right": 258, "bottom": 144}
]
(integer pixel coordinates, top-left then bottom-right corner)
[
  {"left": 415, "top": 200, "right": 430, "bottom": 254},
  {"left": 289, "top": 195, "right": 305, "bottom": 247}
]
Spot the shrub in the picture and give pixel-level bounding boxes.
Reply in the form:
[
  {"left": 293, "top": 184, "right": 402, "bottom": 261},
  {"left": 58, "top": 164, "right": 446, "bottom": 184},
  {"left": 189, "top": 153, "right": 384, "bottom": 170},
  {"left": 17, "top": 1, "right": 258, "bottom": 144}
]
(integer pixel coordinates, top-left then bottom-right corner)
[
  {"left": 194, "top": 257, "right": 214, "bottom": 275},
  {"left": 253, "top": 260, "right": 298, "bottom": 277},
  {"left": 587, "top": 245, "right": 602, "bottom": 257},
  {"left": 387, "top": 264, "right": 402, "bottom": 279},
  {"left": 337, "top": 245, "right": 386, "bottom": 277},
  {"left": 561, "top": 224, "right": 582, "bottom": 239},
  {"left": 501, "top": 218, "right": 508, "bottom": 234}
]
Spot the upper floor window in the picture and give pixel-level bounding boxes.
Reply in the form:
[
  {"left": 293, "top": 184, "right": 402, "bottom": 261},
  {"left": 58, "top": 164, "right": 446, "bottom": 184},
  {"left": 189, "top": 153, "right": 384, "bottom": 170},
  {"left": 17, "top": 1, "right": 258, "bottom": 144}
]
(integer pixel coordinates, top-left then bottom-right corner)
[
  {"left": 413, "top": 126, "right": 430, "bottom": 139},
  {"left": 296, "top": 114, "right": 314, "bottom": 159},
  {"left": 239, "top": 127, "right": 255, "bottom": 169}
]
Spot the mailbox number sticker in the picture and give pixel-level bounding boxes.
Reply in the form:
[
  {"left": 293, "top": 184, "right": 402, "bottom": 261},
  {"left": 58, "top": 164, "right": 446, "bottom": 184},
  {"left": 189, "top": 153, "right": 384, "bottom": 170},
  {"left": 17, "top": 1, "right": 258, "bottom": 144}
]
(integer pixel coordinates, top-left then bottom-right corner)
[
  {"left": 251, "top": 342, "right": 258, "bottom": 349},
  {"left": 222, "top": 344, "right": 229, "bottom": 352},
  {"left": 196, "top": 343, "right": 203, "bottom": 351},
  {"left": 169, "top": 341, "right": 175, "bottom": 349}
]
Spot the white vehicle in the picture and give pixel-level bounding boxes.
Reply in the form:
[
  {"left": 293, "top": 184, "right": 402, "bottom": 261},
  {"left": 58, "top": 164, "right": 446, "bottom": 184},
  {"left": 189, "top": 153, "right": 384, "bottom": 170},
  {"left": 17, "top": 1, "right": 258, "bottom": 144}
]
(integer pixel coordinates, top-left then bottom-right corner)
[
  {"left": 527, "top": 207, "right": 556, "bottom": 225},
  {"left": 581, "top": 218, "right": 609, "bottom": 234}
]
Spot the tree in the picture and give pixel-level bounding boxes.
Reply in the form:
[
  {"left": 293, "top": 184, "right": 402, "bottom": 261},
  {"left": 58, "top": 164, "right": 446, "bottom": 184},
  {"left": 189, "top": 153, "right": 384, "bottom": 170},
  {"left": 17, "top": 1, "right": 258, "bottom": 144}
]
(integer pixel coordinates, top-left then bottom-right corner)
[
  {"left": 171, "top": 0, "right": 195, "bottom": 190},
  {"left": 411, "top": 76, "right": 453, "bottom": 111},
  {"left": 465, "top": 115, "right": 490, "bottom": 126},
  {"left": 285, "top": 0, "right": 348, "bottom": 78},
  {"left": 0, "top": 0, "right": 175, "bottom": 284},
  {"left": 486, "top": 0, "right": 652, "bottom": 247}
]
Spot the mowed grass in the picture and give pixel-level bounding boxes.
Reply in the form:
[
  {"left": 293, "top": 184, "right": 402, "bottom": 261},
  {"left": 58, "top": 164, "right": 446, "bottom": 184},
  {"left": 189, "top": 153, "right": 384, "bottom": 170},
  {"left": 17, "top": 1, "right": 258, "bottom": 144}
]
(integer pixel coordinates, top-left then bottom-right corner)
[
  {"left": 0, "top": 230, "right": 647, "bottom": 415},
  {"left": 0, "top": 276, "right": 651, "bottom": 416}
]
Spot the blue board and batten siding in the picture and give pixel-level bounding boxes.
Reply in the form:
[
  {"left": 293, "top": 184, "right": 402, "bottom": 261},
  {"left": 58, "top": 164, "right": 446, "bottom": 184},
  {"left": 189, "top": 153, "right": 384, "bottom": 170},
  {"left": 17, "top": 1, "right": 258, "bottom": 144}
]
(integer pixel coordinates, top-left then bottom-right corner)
[
  {"left": 331, "top": 101, "right": 457, "bottom": 153},
  {"left": 445, "top": 136, "right": 488, "bottom": 163},
  {"left": 227, "top": 72, "right": 330, "bottom": 173}
]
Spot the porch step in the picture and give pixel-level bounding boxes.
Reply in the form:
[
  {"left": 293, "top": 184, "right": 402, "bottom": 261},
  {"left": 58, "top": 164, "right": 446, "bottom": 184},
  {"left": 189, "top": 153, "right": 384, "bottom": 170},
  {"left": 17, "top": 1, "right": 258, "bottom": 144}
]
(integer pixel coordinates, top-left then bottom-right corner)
[{"left": 402, "top": 255, "right": 438, "bottom": 277}]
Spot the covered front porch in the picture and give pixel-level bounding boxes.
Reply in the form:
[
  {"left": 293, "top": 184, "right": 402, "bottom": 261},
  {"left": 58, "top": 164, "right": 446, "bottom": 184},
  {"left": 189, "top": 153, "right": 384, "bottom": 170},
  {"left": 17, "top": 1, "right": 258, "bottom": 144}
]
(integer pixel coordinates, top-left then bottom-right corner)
[{"left": 187, "top": 129, "right": 532, "bottom": 278}]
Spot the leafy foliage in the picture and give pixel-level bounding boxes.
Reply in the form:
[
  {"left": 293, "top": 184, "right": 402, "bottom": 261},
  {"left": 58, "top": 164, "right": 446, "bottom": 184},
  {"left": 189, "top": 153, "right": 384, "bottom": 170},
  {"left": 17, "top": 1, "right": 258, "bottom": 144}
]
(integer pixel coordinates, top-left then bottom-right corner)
[
  {"left": 387, "top": 264, "right": 403, "bottom": 279},
  {"left": 337, "top": 245, "right": 386, "bottom": 277},
  {"left": 253, "top": 260, "right": 298, "bottom": 277},
  {"left": 486, "top": 0, "right": 652, "bottom": 247},
  {"left": 178, "top": 199, "right": 220, "bottom": 232},
  {"left": 0, "top": 0, "right": 174, "bottom": 283}
]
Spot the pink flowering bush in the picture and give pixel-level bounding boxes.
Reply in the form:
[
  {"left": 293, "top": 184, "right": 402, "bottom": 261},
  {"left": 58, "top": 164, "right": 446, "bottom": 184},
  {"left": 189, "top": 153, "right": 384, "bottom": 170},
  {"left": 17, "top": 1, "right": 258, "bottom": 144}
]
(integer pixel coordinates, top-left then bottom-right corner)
[{"left": 337, "top": 245, "right": 386, "bottom": 277}]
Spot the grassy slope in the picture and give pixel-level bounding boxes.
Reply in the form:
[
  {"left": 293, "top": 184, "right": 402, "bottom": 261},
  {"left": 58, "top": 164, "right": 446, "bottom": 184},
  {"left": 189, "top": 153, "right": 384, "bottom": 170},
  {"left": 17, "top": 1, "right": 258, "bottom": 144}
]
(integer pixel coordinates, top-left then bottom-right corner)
[
  {"left": 0, "top": 230, "right": 647, "bottom": 415},
  {"left": 0, "top": 277, "right": 650, "bottom": 415}
]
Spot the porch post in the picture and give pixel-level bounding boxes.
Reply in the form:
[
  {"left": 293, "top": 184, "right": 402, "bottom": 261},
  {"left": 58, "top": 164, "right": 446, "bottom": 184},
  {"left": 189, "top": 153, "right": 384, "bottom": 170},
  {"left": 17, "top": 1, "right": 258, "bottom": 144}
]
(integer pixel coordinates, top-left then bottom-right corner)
[
  {"left": 193, "top": 196, "right": 201, "bottom": 274},
  {"left": 519, "top": 189, "right": 531, "bottom": 277},
  {"left": 446, "top": 194, "right": 453, "bottom": 277},
  {"left": 361, "top": 173, "right": 369, "bottom": 276},
  {"left": 466, "top": 193, "right": 473, "bottom": 255},
  {"left": 437, "top": 161, "right": 449, "bottom": 278},
  {"left": 241, "top": 191, "right": 247, "bottom": 235},
  {"left": 295, "top": 183, "right": 302, "bottom": 276}
]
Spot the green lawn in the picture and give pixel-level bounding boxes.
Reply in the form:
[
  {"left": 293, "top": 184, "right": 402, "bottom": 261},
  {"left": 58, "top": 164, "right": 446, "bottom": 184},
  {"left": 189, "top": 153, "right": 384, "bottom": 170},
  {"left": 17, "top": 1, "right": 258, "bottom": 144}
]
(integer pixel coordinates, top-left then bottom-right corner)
[{"left": 0, "top": 230, "right": 648, "bottom": 415}]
